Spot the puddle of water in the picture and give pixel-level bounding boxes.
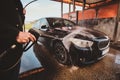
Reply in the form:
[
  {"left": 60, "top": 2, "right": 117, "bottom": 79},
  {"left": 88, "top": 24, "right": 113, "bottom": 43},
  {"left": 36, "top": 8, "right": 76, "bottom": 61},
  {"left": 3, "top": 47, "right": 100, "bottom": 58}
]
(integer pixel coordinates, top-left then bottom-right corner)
[{"left": 115, "top": 54, "right": 120, "bottom": 64}]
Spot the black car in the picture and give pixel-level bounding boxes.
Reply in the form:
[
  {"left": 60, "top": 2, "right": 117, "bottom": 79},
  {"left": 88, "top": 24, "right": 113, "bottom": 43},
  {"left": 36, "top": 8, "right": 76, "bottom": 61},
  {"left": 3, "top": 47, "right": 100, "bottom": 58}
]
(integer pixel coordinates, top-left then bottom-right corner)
[{"left": 30, "top": 17, "right": 110, "bottom": 66}]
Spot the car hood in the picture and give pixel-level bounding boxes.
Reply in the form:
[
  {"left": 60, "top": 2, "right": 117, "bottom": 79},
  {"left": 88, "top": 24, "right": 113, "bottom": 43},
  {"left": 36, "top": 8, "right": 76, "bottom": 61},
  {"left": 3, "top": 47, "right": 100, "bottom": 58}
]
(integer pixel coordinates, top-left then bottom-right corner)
[
  {"left": 61, "top": 26, "right": 106, "bottom": 39},
  {"left": 62, "top": 26, "right": 108, "bottom": 51}
]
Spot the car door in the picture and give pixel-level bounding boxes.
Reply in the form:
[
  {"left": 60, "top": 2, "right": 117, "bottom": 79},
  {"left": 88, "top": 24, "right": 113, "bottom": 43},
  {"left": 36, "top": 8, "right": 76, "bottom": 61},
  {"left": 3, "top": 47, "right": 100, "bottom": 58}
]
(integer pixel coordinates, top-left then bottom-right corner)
[{"left": 36, "top": 18, "right": 53, "bottom": 49}]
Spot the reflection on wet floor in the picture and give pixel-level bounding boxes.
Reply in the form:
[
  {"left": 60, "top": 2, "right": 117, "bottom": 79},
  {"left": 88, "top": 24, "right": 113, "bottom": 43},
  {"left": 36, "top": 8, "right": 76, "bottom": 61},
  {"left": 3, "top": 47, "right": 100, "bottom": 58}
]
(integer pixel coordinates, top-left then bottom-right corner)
[{"left": 19, "top": 44, "right": 120, "bottom": 80}]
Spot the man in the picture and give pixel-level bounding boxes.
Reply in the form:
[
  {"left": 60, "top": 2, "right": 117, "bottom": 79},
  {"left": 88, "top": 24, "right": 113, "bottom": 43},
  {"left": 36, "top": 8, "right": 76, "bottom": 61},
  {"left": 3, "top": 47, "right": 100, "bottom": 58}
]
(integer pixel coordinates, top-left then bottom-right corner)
[{"left": 0, "top": 0, "right": 36, "bottom": 80}]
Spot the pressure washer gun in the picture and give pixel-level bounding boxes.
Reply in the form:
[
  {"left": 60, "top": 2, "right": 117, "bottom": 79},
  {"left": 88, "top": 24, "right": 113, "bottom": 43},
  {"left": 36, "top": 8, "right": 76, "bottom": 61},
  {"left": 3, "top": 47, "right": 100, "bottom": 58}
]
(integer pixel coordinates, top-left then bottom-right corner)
[
  {"left": 24, "top": 27, "right": 62, "bottom": 51},
  {"left": 23, "top": 28, "right": 40, "bottom": 51}
]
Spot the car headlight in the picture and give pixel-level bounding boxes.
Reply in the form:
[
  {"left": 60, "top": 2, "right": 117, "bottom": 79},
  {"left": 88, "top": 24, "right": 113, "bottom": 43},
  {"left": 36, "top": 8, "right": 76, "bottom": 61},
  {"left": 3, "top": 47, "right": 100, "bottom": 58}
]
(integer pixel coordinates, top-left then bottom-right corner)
[{"left": 69, "top": 38, "right": 93, "bottom": 47}]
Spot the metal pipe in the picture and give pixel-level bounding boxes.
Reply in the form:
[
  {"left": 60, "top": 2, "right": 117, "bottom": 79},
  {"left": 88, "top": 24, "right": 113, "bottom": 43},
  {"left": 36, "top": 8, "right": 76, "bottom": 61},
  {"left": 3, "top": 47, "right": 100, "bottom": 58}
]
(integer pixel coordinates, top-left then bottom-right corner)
[
  {"left": 61, "top": 1, "right": 63, "bottom": 17},
  {"left": 69, "top": 3, "right": 71, "bottom": 13},
  {"left": 73, "top": 0, "right": 75, "bottom": 11},
  {"left": 113, "top": 0, "right": 120, "bottom": 42}
]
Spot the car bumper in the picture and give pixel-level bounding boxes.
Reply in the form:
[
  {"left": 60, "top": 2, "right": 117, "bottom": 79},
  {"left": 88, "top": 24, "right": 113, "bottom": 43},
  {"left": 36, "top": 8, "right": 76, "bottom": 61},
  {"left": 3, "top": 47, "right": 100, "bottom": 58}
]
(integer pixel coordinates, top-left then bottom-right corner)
[{"left": 69, "top": 43, "right": 109, "bottom": 65}]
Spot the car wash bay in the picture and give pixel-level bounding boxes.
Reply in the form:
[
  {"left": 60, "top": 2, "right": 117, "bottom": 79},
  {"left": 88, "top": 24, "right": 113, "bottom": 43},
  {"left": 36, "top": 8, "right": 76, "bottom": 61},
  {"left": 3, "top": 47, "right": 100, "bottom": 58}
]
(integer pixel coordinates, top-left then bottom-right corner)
[{"left": 19, "top": 0, "right": 120, "bottom": 80}]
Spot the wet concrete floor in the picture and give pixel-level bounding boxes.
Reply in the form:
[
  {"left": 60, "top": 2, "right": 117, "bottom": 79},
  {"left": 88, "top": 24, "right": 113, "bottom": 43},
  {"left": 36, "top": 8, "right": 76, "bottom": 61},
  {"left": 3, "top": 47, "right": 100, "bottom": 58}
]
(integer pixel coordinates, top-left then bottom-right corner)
[{"left": 19, "top": 44, "right": 120, "bottom": 80}]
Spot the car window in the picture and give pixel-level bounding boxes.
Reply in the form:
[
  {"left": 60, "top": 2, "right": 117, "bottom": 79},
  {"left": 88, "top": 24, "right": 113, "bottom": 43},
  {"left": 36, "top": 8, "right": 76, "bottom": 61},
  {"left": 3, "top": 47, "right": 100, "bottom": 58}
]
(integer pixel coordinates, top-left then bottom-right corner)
[
  {"left": 48, "top": 18, "right": 76, "bottom": 28},
  {"left": 32, "top": 20, "right": 40, "bottom": 29},
  {"left": 63, "top": 19, "right": 76, "bottom": 27},
  {"left": 49, "top": 18, "right": 66, "bottom": 28}
]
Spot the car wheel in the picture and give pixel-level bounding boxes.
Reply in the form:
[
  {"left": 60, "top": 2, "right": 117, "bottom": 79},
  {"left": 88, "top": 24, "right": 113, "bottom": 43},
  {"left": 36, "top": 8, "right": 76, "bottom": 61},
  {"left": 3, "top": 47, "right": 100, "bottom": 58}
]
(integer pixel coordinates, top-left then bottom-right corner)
[{"left": 53, "top": 41, "right": 70, "bottom": 65}]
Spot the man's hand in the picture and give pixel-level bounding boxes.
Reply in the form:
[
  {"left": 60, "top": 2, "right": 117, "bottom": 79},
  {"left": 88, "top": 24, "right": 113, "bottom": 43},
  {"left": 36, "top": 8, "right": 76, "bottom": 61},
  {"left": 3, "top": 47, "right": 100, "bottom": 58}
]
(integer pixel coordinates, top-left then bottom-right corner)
[
  {"left": 16, "top": 31, "right": 36, "bottom": 43},
  {"left": 23, "top": 9, "right": 26, "bottom": 15}
]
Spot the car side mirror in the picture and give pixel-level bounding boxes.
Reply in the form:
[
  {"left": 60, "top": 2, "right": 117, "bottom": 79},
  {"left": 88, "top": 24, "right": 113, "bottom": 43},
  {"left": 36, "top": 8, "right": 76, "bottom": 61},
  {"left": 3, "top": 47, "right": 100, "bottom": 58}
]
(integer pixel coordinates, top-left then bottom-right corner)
[
  {"left": 41, "top": 25, "right": 49, "bottom": 31},
  {"left": 41, "top": 25, "right": 47, "bottom": 29}
]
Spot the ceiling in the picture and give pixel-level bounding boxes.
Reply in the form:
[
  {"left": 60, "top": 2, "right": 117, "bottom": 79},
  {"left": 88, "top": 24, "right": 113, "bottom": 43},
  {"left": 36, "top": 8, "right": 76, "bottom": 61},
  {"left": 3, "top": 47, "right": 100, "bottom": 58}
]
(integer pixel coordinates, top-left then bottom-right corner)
[{"left": 51, "top": 0, "right": 114, "bottom": 8}]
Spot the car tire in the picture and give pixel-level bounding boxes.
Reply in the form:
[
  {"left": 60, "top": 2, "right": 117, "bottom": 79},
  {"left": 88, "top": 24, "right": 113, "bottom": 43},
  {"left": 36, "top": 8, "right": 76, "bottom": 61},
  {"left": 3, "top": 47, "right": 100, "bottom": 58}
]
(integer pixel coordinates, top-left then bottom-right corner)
[{"left": 53, "top": 41, "right": 71, "bottom": 65}]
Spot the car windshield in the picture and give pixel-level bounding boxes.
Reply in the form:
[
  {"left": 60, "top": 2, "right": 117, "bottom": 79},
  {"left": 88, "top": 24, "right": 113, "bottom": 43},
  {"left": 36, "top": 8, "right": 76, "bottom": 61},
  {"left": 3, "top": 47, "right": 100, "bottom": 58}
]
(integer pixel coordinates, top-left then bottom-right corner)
[{"left": 47, "top": 18, "right": 76, "bottom": 28}]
